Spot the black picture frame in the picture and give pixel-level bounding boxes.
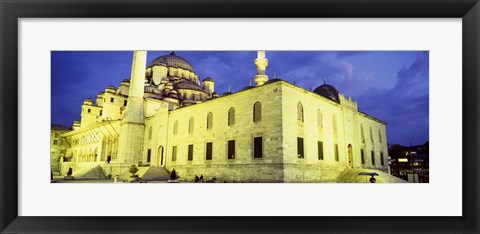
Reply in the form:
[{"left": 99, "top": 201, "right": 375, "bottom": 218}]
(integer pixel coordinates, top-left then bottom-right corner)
[{"left": 1, "top": 0, "right": 479, "bottom": 233}]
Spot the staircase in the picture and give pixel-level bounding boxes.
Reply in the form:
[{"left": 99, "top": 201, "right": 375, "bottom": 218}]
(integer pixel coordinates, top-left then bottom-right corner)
[
  {"left": 138, "top": 167, "right": 171, "bottom": 181},
  {"left": 75, "top": 165, "right": 106, "bottom": 179},
  {"left": 336, "top": 168, "right": 407, "bottom": 183}
]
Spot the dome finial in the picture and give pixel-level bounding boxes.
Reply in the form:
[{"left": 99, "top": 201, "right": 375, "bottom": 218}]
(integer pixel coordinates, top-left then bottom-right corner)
[
  {"left": 249, "top": 78, "right": 252, "bottom": 86},
  {"left": 274, "top": 72, "right": 277, "bottom": 79},
  {"left": 170, "top": 51, "right": 176, "bottom": 56},
  {"left": 323, "top": 75, "right": 327, "bottom": 85},
  {"left": 228, "top": 84, "right": 231, "bottom": 92}
]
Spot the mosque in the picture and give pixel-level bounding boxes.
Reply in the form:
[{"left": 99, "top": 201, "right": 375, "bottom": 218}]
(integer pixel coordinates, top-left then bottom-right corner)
[{"left": 54, "top": 51, "right": 392, "bottom": 182}]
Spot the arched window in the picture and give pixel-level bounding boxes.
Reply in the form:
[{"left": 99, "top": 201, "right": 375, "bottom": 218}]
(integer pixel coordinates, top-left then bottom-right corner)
[
  {"left": 173, "top": 120, "right": 178, "bottom": 135},
  {"left": 189, "top": 117, "right": 194, "bottom": 133},
  {"left": 297, "top": 102, "right": 304, "bottom": 122},
  {"left": 228, "top": 107, "right": 235, "bottom": 126},
  {"left": 148, "top": 127, "right": 152, "bottom": 140},
  {"left": 317, "top": 109, "right": 323, "bottom": 128},
  {"left": 253, "top": 102, "right": 262, "bottom": 122},
  {"left": 360, "top": 124, "right": 365, "bottom": 143},
  {"left": 370, "top": 126, "right": 374, "bottom": 142},
  {"left": 207, "top": 112, "right": 213, "bottom": 130}
]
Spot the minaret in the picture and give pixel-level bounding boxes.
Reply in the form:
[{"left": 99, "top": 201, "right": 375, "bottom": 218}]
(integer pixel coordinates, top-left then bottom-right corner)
[
  {"left": 117, "top": 51, "right": 147, "bottom": 164},
  {"left": 254, "top": 50, "right": 269, "bottom": 86}
]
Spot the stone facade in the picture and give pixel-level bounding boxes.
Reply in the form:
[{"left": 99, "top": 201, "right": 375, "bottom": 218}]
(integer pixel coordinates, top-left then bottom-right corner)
[
  {"left": 54, "top": 51, "right": 389, "bottom": 182},
  {"left": 50, "top": 124, "right": 71, "bottom": 175}
]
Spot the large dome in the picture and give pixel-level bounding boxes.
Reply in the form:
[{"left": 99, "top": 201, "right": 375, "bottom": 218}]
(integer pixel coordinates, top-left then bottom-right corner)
[
  {"left": 148, "top": 51, "right": 194, "bottom": 72},
  {"left": 174, "top": 81, "right": 205, "bottom": 92},
  {"left": 313, "top": 84, "right": 340, "bottom": 103}
]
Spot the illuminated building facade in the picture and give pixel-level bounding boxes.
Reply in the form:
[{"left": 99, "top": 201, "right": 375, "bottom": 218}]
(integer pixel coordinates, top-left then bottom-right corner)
[{"left": 55, "top": 51, "right": 391, "bottom": 182}]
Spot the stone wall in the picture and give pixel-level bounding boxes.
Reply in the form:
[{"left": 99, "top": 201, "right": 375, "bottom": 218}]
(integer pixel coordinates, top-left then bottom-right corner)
[
  {"left": 281, "top": 82, "right": 388, "bottom": 172},
  {"left": 283, "top": 163, "right": 347, "bottom": 182},
  {"left": 56, "top": 80, "right": 389, "bottom": 182},
  {"left": 171, "top": 163, "right": 284, "bottom": 183},
  {"left": 142, "top": 100, "right": 170, "bottom": 167},
  {"left": 356, "top": 113, "right": 388, "bottom": 170},
  {"left": 281, "top": 83, "right": 347, "bottom": 167},
  {"left": 162, "top": 82, "right": 285, "bottom": 175}
]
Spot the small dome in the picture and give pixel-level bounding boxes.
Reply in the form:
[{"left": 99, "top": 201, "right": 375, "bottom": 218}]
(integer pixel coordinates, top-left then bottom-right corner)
[
  {"left": 145, "top": 93, "right": 163, "bottom": 100},
  {"left": 161, "top": 78, "right": 169, "bottom": 84},
  {"left": 146, "top": 69, "right": 152, "bottom": 77},
  {"left": 121, "top": 79, "right": 130, "bottom": 83},
  {"left": 83, "top": 98, "right": 93, "bottom": 105},
  {"left": 144, "top": 85, "right": 162, "bottom": 95},
  {"left": 313, "top": 84, "right": 340, "bottom": 103},
  {"left": 264, "top": 78, "right": 282, "bottom": 85},
  {"left": 51, "top": 124, "right": 71, "bottom": 131},
  {"left": 148, "top": 51, "right": 195, "bottom": 72},
  {"left": 106, "top": 85, "right": 116, "bottom": 90},
  {"left": 241, "top": 85, "right": 255, "bottom": 91},
  {"left": 174, "top": 81, "right": 205, "bottom": 92},
  {"left": 169, "top": 92, "right": 179, "bottom": 99},
  {"left": 203, "top": 77, "right": 214, "bottom": 82},
  {"left": 182, "top": 99, "right": 195, "bottom": 105},
  {"left": 98, "top": 92, "right": 104, "bottom": 96},
  {"left": 164, "top": 82, "right": 174, "bottom": 89}
]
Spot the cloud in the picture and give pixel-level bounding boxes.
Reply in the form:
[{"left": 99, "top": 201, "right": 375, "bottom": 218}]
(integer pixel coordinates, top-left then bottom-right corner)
[
  {"left": 394, "top": 52, "right": 429, "bottom": 94},
  {"left": 354, "top": 52, "right": 429, "bottom": 145},
  {"left": 335, "top": 51, "right": 369, "bottom": 59},
  {"left": 51, "top": 51, "right": 429, "bottom": 145}
]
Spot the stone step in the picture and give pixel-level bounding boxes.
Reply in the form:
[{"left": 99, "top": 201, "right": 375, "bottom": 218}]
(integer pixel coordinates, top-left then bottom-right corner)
[
  {"left": 139, "top": 167, "right": 171, "bottom": 181},
  {"left": 336, "top": 168, "right": 407, "bottom": 183},
  {"left": 76, "top": 165, "right": 106, "bottom": 179}
]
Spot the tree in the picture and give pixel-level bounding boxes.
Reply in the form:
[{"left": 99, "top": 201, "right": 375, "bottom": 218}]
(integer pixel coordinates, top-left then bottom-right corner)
[
  {"left": 66, "top": 167, "right": 73, "bottom": 176},
  {"left": 129, "top": 164, "right": 139, "bottom": 177},
  {"left": 170, "top": 169, "right": 177, "bottom": 180}
]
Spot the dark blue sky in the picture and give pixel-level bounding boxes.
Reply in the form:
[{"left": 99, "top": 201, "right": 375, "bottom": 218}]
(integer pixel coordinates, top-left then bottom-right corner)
[{"left": 51, "top": 51, "right": 429, "bottom": 146}]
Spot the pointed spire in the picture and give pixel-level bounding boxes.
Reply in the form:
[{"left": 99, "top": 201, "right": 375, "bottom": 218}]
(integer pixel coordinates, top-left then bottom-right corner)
[
  {"left": 170, "top": 51, "right": 176, "bottom": 56},
  {"left": 117, "top": 50, "right": 147, "bottom": 164}
]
